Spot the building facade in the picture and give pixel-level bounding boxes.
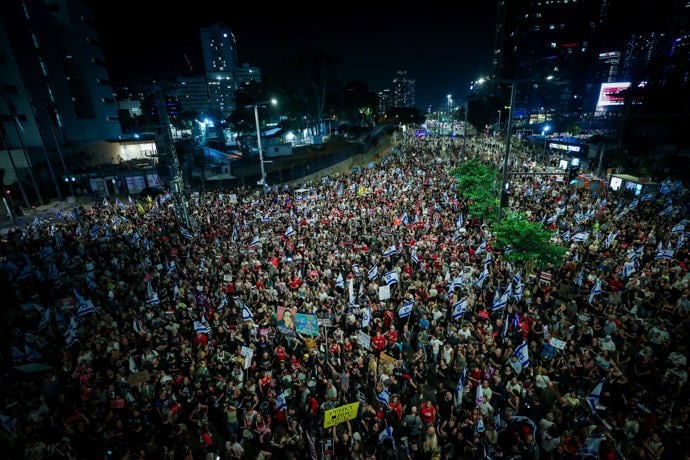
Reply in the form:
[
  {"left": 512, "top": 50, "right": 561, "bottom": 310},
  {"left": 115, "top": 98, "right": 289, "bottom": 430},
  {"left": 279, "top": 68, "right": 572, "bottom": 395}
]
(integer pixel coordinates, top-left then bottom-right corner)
[
  {"left": 176, "top": 75, "right": 210, "bottom": 115},
  {"left": 392, "top": 71, "right": 415, "bottom": 109},
  {"left": 200, "top": 25, "right": 237, "bottom": 117},
  {"left": 234, "top": 63, "right": 262, "bottom": 88}
]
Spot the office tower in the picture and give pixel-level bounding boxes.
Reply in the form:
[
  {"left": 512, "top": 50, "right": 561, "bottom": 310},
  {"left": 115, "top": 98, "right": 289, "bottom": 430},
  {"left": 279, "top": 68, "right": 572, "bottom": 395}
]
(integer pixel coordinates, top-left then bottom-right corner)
[
  {"left": 200, "top": 25, "right": 237, "bottom": 117},
  {"left": 235, "top": 63, "right": 262, "bottom": 88},
  {"left": 176, "top": 75, "right": 210, "bottom": 114},
  {"left": 377, "top": 89, "right": 393, "bottom": 114},
  {"left": 393, "top": 71, "right": 415, "bottom": 109}
]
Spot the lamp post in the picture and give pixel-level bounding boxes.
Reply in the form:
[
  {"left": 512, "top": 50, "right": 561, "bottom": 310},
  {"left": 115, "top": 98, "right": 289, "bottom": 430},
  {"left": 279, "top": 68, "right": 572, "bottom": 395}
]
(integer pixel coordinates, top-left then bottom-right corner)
[
  {"left": 462, "top": 77, "right": 487, "bottom": 151},
  {"left": 250, "top": 99, "right": 277, "bottom": 194},
  {"left": 541, "top": 125, "right": 550, "bottom": 162},
  {"left": 496, "top": 110, "right": 502, "bottom": 137}
]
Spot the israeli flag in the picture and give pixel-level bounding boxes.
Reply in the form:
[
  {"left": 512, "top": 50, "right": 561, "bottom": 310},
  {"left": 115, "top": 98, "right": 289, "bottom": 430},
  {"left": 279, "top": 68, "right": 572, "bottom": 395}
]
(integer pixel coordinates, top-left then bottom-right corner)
[
  {"left": 476, "top": 240, "right": 487, "bottom": 254},
  {"left": 452, "top": 274, "right": 465, "bottom": 289},
  {"left": 623, "top": 260, "right": 636, "bottom": 278},
  {"left": 398, "top": 300, "right": 413, "bottom": 318},
  {"left": 248, "top": 235, "right": 260, "bottom": 248},
  {"left": 641, "top": 193, "right": 653, "bottom": 202},
  {"left": 475, "top": 383, "right": 485, "bottom": 407},
  {"left": 655, "top": 245, "right": 674, "bottom": 260},
  {"left": 589, "top": 278, "right": 602, "bottom": 304},
  {"left": 411, "top": 248, "right": 419, "bottom": 265},
  {"left": 102, "top": 197, "right": 109, "bottom": 207},
  {"left": 546, "top": 214, "right": 558, "bottom": 224},
  {"left": 672, "top": 222, "right": 687, "bottom": 233},
  {"left": 577, "top": 436, "right": 602, "bottom": 458},
  {"left": 378, "top": 426, "right": 396, "bottom": 451},
  {"left": 484, "top": 252, "right": 493, "bottom": 269},
  {"left": 628, "top": 198, "right": 639, "bottom": 210},
  {"left": 401, "top": 212, "right": 410, "bottom": 226},
  {"left": 361, "top": 307, "right": 371, "bottom": 328},
  {"left": 475, "top": 268, "right": 489, "bottom": 288},
  {"left": 242, "top": 304, "right": 254, "bottom": 321},
  {"left": 562, "top": 230, "right": 570, "bottom": 241},
  {"left": 452, "top": 298, "right": 468, "bottom": 320},
  {"left": 383, "top": 270, "right": 399, "bottom": 286},
  {"left": 64, "top": 317, "right": 79, "bottom": 347},
  {"left": 383, "top": 244, "right": 398, "bottom": 257},
  {"left": 586, "top": 378, "right": 605, "bottom": 413},
  {"left": 514, "top": 341, "right": 530, "bottom": 367},
  {"left": 368, "top": 265, "right": 379, "bottom": 280},
  {"left": 275, "top": 392, "right": 288, "bottom": 411},
  {"left": 456, "top": 213, "right": 464, "bottom": 228},
  {"left": 455, "top": 367, "right": 467, "bottom": 408},
  {"left": 376, "top": 389, "right": 390, "bottom": 406},
  {"left": 335, "top": 273, "right": 345, "bottom": 289},
  {"left": 194, "top": 320, "right": 211, "bottom": 335},
  {"left": 492, "top": 289, "right": 509, "bottom": 311},
  {"left": 285, "top": 226, "right": 295, "bottom": 237},
  {"left": 604, "top": 231, "right": 618, "bottom": 248},
  {"left": 660, "top": 181, "right": 672, "bottom": 195},
  {"left": 513, "top": 283, "right": 523, "bottom": 302},
  {"left": 512, "top": 271, "right": 522, "bottom": 286},
  {"left": 571, "top": 232, "right": 589, "bottom": 243},
  {"left": 575, "top": 270, "right": 584, "bottom": 287},
  {"left": 77, "top": 299, "right": 96, "bottom": 318}
]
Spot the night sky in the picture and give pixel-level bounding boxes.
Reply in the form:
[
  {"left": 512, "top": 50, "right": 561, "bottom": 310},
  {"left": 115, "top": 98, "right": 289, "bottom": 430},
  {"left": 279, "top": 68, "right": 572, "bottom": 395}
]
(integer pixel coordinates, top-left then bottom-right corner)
[{"left": 86, "top": 4, "right": 498, "bottom": 110}]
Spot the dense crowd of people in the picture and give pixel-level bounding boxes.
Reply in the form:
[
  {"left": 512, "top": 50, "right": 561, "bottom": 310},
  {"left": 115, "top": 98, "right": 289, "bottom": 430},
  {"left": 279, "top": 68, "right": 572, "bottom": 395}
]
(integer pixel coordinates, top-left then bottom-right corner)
[{"left": 1, "top": 133, "right": 689, "bottom": 460}]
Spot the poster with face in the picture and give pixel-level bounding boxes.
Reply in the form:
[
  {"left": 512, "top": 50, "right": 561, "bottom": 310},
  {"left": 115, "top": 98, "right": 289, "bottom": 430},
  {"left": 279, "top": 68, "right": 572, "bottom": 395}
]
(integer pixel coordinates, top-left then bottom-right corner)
[{"left": 277, "top": 306, "right": 297, "bottom": 334}]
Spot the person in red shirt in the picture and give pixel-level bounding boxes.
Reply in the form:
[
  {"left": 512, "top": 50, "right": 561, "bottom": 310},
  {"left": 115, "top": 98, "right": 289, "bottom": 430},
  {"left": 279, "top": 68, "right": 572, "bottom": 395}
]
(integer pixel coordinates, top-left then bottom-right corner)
[
  {"left": 371, "top": 331, "right": 387, "bottom": 354},
  {"left": 274, "top": 344, "right": 287, "bottom": 364},
  {"left": 388, "top": 394, "right": 403, "bottom": 421},
  {"left": 384, "top": 325, "right": 398, "bottom": 346},
  {"left": 420, "top": 399, "right": 436, "bottom": 425}
]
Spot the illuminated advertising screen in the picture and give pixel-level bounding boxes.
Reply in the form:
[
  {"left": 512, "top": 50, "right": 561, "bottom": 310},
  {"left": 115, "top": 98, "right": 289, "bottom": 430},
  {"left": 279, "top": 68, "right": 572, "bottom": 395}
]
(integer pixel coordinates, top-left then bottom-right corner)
[{"left": 596, "top": 82, "right": 630, "bottom": 108}]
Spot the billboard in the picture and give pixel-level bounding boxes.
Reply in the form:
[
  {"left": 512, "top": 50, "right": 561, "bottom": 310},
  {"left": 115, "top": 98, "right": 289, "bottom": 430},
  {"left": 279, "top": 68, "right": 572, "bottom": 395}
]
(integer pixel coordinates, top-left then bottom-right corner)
[{"left": 596, "top": 82, "right": 630, "bottom": 108}]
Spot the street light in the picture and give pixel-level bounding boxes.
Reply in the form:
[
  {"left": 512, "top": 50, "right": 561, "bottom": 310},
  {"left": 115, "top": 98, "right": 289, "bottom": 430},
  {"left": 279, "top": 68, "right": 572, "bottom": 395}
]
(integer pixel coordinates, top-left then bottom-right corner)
[
  {"left": 463, "top": 77, "right": 488, "bottom": 151},
  {"left": 496, "top": 77, "right": 554, "bottom": 222},
  {"left": 541, "top": 125, "right": 551, "bottom": 162},
  {"left": 250, "top": 98, "right": 277, "bottom": 193},
  {"left": 496, "top": 110, "right": 502, "bottom": 137},
  {"left": 446, "top": 94, "right": 453, "bottom": 136}
]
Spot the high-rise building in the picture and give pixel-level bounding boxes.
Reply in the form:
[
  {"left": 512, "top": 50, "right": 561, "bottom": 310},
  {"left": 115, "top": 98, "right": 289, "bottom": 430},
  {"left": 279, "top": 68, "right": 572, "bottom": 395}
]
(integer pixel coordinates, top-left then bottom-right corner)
[
  {"left": 0, "top": 0, "right": 121, "bottom": 187},
  {"left": 235, "top": 63, "right": 262, "bottom": 88},
  {"left": 176, "top": 75, "right": 210, "bottom": 114},
  {"left": 493, "top": 0, "right": 608, "bottom": 115},
  {"left": 620, "top": 32, "right": 666, "bottom": 82},
  {"left": 377, "top": 89, "right": 393, "bottom": 114},
  {"left": 392, "top": 71, "right": 415, "bottom": 109},
  {"left": 200, "top": 25, "right": 237, "bottom": 117}
]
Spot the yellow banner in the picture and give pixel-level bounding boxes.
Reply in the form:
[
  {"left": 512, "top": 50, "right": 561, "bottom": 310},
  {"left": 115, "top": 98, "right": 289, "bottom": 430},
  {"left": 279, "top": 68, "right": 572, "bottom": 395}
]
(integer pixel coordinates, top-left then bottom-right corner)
[{"left": 323, "top": 402, "right": 360, "bottom": 428}]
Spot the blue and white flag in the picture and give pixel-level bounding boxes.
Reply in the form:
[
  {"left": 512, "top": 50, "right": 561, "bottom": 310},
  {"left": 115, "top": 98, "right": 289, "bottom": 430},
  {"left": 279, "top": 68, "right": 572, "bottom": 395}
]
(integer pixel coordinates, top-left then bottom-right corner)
[
  {"left": 452, "top": 298, "right": 467, "bottom": 320},
  {"left": 484, "top": 252, "right": 493, "bottom": 269},
  {"left": 456, "top": 213, "right": 464, "bottom": 228},
  {"left": 64, "top": 316, "right": 79, "bottom": 347},
  {"left": 455, "top": 367, "right": 467, "bottom": 408},
  {"left": 586, "top": 378, "right": 605, "bottom": 413},
  {"left": 368, "top": 265, "right": 379, "bottom": 280},
  {"left": 476, "top": 240, "right": 487, "bottom": 254},
  {"left": 575, "top": 270, "right": 584, "bottom": 287},
  {"left": 376, "top": 389, "right": 390, "bottom": 406},
  {"left": 361, "top": 307, "right": 371, "bottom": 328},
  {"left": 77, "top": 299, "right": 96, "bottom": 318},
  {"left": 623, "top": 260, "right": 636, "bottom": 278},
  {"left": 335, "top": 273, "right": 345, "bottom": 289},
  {"left": 242, "top": 304, "right": 254, "bottom": 321},
  {"left": 562, "top": 230, "right": 570, "bottom": 241},
  {"left": 102, "top": 197, "right": 109, "bottom": 207},
  {"left": 411, "top": 248, "right": 419, "bottom": 265},
  {"left": 546, "top": 214, "right": 558, "bottom": 224},
  {"left": 383, "top": 270, "right": 399, "bottom": 286},
  {"left": 476, "top": 418, "right": 485, "bottom": 433},
  {"left": 672, "top": 221, "right": 687, "bottom": 233},
  {"left": 514, "top": 341, "right": 530, "bottom": 367},
  {"left": 475, "top": 383, "right": 485, "bottom": 407},
  {"left": 628, "top": 198, "right": 639, "bottom": 210},
  {"left": 382, "top": 244, "right": 398, "bottom": 257},
  {"left": 378, "top": 426, "right": 396, "bottom": 451},
  {"left": 589, "top": 278, "right": 602, "bottom": 304},
  {"left": 248, "top": 235, "right": 260, "bottom": 249},
  {"left": 577, "top": 436, "right": 601, "bottom": 458},
  {"left": 604, "top": 231, "right": 618, "bottom": 248},
  {"left": 655, "top": 245, "right": 674, "bottom": 260},
  {"left": 641, "top": 193, "right": 653, "bottom": 202},
  {"left": 659, "top": 205, "right": 674, "bottom": 217},
  {"left": 571, "top": 232, "right": 589, "bottom": 243},
  {"left": 492, "top": 289, "right": 509, "bottom": 311},
  {"left": 180, "top": 227, "right": 193, "bottom": 240},
  {"left": 512, "top": 271, "right": 522, "bottom": 286},
  {"left": 275, "top": 392, "right": 288, "bottom": 411},
  {"left": 194, "top": 320, "right": 211, "bottom": 335},
  {"left": 398, "top": 300, "right": 413, "bottom": 318},
  {"left": 285, "top": 226, "right": 295, "bottom": 237},
  {"left": 475, "top": 268, "right": 489, "bottom": 288}
]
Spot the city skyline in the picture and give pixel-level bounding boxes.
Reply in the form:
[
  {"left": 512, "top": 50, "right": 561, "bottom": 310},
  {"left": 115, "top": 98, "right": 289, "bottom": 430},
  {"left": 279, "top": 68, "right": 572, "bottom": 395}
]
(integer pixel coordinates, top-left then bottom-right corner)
[{"left": 84, "top": 5, "right": 497, "bottom": 110}]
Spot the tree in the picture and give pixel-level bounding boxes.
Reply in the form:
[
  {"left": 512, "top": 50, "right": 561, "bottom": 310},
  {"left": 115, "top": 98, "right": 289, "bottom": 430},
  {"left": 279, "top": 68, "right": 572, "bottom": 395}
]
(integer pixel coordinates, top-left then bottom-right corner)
[
  {"left": 451, "top": 160, "right": 499, "bottom": 221},
  {"left": 491, "top": 212, "right": 567, "bottom": 272}
]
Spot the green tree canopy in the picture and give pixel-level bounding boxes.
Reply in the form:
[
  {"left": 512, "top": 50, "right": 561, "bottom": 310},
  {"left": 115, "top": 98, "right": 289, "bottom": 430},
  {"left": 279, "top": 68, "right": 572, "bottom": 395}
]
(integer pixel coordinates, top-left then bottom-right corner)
[
  {"left": 451, "top": 160, "right": 499, "bottom": 221},
  {"left": 491, "top": 212, "right": 567, "bottom": 271}
]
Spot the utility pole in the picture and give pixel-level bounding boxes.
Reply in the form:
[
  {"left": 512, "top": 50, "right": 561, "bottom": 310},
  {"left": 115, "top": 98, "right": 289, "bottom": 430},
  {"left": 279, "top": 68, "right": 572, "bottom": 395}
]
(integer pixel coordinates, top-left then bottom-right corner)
[{"left": 497, "top": 80, "right": 519, "bottom": 223}]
